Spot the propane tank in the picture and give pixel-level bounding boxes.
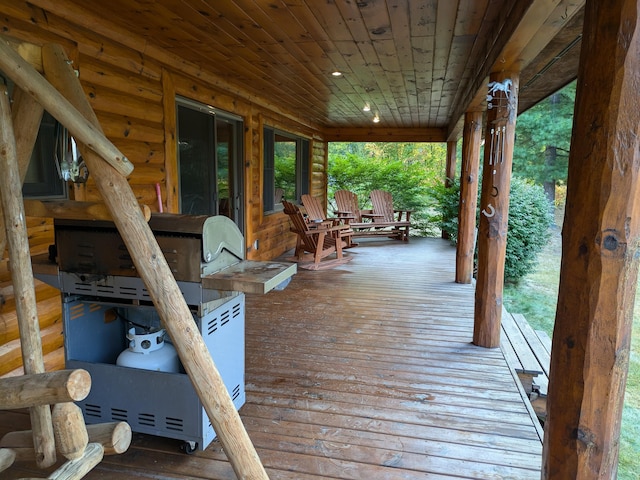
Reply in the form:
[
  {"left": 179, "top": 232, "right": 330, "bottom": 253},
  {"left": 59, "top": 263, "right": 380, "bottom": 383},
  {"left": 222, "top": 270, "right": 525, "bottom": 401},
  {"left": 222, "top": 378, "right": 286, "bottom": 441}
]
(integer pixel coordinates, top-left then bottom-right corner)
[{"left": 116, "top": 327, "right": 180, "bottom": 373}]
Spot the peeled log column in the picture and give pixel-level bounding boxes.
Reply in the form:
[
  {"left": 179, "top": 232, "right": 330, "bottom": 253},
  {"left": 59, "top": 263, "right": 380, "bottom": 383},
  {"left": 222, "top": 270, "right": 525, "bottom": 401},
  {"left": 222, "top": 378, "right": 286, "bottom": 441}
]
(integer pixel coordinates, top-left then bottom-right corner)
[
  {"left": 42, "top": 44, "right": 269, "bottom": 479},
  {"left": 0, "top": 40, "right": 133, "bottom": 176},
  {"left": 0, "top": 87, "right": 43, "bottom": 260},
  {"left": 456, "top": 111, "right": 482, "bottom": 284},
  {"left": 0, "top": 84, "right": 56, "bottom": 468},
  {"left": 473, "top": 73, "right": 519, "bottom": 348},
  {"left": 543, "top": 1, "right": 640, "bottom": 478},
  {"left": 47, "top": 442, "right": 104, "bottom": 480},
  {"left": 52, "top": 403, "right": 89, "bottom": 461}
]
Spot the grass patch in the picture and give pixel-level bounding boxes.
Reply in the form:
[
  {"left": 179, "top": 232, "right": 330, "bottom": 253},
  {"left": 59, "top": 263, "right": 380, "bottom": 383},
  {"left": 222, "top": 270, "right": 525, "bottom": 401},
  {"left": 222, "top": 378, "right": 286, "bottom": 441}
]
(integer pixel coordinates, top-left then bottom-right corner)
[
  {"left": 619, "top": 405, "right": 640, "bottom": 480},
  {"left": 503, "top": 223, "right": 640, "bottom": 477}
]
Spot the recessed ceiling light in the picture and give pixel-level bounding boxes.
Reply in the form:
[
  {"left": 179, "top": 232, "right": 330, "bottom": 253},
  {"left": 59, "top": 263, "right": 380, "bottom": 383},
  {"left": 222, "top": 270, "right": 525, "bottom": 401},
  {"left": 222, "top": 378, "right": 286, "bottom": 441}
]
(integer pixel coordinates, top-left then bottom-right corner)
[
  {"left": 331, "top": 71, "right": 343, "bottom": 77},
  {"left": 373, "top": 115, "right": 380, "bottom": 123},
  {"left": 363, "top": 104, "right": 370, "bottom": 112}
]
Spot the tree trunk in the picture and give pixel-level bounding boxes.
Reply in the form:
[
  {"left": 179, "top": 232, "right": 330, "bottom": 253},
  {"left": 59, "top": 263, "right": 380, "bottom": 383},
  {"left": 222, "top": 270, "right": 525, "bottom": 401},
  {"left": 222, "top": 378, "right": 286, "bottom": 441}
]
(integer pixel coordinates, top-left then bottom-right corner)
[
  {"left": 442, "top": 141, "right": 457, "bottom": 239},
  {"left": 543, "top": 145, "right": 556, "bottom": 206}
]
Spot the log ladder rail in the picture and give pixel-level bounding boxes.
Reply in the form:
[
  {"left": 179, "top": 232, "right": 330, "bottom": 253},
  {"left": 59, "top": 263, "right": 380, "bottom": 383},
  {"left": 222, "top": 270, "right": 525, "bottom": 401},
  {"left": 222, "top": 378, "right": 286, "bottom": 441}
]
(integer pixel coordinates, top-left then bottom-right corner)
[
  {"left": 0, "top": 38, "right": 268, "bottom": 479},
  {"left": 500, "top": 309, "right": 551, "bottom": 424}
]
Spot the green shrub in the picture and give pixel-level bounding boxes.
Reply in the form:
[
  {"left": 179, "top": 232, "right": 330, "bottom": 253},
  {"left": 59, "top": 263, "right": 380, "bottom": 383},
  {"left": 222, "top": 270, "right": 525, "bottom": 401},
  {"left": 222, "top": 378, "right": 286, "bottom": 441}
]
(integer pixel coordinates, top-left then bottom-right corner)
[
  {"left": 426, "top": 178, "right": 460, "bottom": 243},
  {"left": 505, "top": 178, "right": 553, "bottom": 283},
  {"left": 427, "top": 176, "right": 552, "bottom": 283}
]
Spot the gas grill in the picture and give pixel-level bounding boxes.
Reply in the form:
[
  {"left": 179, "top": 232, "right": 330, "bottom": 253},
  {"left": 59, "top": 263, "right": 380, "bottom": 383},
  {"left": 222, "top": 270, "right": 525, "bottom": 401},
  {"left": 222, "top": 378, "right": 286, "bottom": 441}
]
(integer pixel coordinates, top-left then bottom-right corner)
[{"left": 36, "top": 214, "right": 296, "bottom": 452}]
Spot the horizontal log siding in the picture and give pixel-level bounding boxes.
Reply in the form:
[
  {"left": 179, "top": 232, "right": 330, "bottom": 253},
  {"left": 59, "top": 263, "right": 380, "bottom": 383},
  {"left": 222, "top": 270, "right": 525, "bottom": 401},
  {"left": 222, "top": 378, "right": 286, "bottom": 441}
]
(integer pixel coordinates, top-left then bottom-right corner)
[{"left": 0, "top": 2, "right": 328, "bottom": 375}]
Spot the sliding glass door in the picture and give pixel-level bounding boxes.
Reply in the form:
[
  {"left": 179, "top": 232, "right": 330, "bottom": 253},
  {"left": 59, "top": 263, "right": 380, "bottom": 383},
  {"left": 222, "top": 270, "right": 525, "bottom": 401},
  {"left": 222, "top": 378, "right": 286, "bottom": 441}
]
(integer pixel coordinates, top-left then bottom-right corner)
[{"left": 176, "top": 98, "right": 244, "bottom": 232}]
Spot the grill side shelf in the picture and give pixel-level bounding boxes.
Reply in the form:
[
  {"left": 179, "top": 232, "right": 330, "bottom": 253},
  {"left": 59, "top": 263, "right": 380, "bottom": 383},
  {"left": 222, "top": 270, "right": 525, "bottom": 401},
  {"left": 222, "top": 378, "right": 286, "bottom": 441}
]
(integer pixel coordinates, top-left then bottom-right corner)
[{"left": 201, "top": 261, "right": 296, "bottom": 294}]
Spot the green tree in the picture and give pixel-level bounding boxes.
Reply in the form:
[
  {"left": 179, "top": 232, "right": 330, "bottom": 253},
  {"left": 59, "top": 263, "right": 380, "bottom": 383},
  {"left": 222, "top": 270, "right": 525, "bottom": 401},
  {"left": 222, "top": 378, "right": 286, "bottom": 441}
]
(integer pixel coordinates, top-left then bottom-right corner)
[
  {"left": 505, "top": 178, "right": 553, "bottom": 282},
  {"left": 328, "top": 142, "right": 447, "bottom": 236},
  {"left": 513, "top": 81, "right": 575, "bottom": 203}
]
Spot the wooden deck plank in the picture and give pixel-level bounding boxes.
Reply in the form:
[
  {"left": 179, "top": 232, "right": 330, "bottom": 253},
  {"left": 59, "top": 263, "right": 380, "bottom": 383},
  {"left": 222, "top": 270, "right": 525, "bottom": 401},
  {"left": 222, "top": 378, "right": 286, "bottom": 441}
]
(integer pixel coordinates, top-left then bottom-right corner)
[
  {"left": 535, "top": 329, "right": 552, "bottom": 355},
  {"left": 512, "top": 313, "right": 552, "bottom": 378},
  {"left": 0, "top": 237, "right": 543, "bottom": 479},
  {"left": 501, "top": 311, "right": 544, "bottom": 375}
]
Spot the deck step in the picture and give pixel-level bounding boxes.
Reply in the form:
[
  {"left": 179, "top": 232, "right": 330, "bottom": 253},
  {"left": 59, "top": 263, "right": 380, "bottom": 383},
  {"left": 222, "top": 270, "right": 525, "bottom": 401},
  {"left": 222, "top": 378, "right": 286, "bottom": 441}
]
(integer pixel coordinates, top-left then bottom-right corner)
[{"left": 501, "top": 310, "right": 550, "bottom": 422}]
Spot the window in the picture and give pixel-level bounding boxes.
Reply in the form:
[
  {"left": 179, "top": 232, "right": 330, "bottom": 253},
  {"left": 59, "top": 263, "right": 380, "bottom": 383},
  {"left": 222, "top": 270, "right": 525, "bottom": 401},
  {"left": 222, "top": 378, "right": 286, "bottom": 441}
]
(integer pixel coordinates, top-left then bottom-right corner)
[
  {"left": 1, "top": 74, "right": 69, "bottom": 199},
  {"left": 21, "top": 111, "right": 68, "bottom": 199},
  {"left": 176, "top": 97, "right": 244, "bottom": 230},
  {"left": 263, "top": 127, "right": 310, "bottom": 212}
]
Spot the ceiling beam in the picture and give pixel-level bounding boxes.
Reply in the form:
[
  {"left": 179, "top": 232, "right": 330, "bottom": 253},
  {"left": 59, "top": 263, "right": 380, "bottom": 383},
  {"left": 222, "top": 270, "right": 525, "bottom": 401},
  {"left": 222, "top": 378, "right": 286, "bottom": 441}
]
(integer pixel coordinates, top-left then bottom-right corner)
[{"left": 324, "top": 127, "right": 447, "bottom": 143}]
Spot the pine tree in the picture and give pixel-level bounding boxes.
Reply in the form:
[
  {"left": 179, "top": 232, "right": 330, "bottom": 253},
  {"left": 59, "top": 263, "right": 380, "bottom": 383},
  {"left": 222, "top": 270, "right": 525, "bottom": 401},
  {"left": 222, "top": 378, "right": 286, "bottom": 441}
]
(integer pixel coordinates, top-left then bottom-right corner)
[{"left": 513, "top": 81, "right": 576, "bottom": 204}]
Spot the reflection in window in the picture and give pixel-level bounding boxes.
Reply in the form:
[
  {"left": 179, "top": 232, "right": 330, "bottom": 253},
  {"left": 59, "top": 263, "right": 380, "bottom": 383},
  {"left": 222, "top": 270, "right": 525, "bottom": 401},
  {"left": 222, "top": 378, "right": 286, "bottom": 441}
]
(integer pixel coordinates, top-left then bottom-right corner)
[
  {"left": 263, "top": 127, "right": 309, "bottom": 213},
  {"left": 274, "top": 135, "right": 296, "bottom": 202}
]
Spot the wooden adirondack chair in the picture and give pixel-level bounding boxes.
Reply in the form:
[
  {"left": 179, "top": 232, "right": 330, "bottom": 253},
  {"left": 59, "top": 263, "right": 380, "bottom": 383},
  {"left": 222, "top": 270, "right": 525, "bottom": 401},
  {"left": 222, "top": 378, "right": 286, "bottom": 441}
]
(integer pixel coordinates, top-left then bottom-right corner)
[
  {"left": 282, "top": 200, "right": 351, "bottom": 269},
  {"left": 301, "top": 194, "right": 331, "bottom": 224},
  {"left": 334, "top": 189, "right": 370, "bottom": 223},
  {"left": 369, "top": 190, "right": 411, "bottom": 241},
  {"left": 334, "top": 189, "right": 407, "bottom": 241},
  {"left": 302, "top": 194, "right": 355, "bottom": 247}
]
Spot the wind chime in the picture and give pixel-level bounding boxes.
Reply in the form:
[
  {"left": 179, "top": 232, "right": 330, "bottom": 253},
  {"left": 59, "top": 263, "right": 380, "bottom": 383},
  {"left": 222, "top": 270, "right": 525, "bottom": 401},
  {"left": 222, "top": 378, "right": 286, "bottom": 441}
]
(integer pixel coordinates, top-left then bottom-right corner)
[
  {"left": 486, "top": 78, "right": 513, "bottom": 169},
  {"left": 482, "top": 78, "right": 514, "bottom": 219}
]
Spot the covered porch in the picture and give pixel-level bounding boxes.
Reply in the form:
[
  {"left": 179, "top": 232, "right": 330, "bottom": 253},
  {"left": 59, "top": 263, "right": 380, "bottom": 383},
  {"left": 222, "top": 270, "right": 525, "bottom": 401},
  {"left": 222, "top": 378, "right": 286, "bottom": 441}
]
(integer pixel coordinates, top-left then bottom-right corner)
[{"left": 1, "top": 238, "right": 543, "bottom": 479}]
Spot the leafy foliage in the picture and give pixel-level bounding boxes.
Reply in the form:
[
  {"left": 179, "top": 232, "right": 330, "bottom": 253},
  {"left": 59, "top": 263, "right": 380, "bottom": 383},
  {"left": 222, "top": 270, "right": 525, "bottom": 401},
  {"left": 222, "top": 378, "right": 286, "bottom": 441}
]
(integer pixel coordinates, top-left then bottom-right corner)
[
  {"left": 427, "top": 176, "right": 552, "bottom": 283},
  {"left": 426, "top": 178, "right": 461, "bottom": 243},
  {"left": 505, "top": 178, "right": 553, "bottom": 283},
  {"left": 274, "top": 141, "right": 296, "bottom": 201},
  {"left": 328, "top": 143, "right": 447, "bottom": 236}
]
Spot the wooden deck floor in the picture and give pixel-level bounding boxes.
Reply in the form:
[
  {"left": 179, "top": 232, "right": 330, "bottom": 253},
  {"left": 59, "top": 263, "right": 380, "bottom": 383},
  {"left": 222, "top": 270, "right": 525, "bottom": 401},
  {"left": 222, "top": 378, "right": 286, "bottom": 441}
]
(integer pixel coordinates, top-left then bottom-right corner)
[{"left": 1, "top": 237, "right": 543, "bottom": 479}]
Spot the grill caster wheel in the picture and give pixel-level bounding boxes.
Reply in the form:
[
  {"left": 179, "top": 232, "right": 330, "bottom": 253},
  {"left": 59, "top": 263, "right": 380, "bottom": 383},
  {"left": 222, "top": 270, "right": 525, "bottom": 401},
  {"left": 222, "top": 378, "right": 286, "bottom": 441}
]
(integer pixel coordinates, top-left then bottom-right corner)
[{"left": 180, "top": 441, "right": 198, "bottom": 454}]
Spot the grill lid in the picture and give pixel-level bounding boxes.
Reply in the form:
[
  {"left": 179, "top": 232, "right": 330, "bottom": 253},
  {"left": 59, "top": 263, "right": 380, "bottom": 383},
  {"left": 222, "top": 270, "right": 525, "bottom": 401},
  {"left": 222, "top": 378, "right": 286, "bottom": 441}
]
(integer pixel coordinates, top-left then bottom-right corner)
[{"left": 148, "top": 214, "right": 245, "bottom": 275}]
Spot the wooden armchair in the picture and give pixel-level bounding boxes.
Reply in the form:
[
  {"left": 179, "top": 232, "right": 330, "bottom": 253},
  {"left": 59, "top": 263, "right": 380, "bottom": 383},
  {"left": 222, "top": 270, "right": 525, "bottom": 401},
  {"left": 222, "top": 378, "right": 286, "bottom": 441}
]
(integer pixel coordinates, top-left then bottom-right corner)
[
  {"left": 301, "top": 194, "right": 355, "bottom": 247},
  {"left": 282, "top": 200, "right": 352, "bottom": 269},
  {"left": 369, "top": 190, "right": 411, "bottom": 241},
  {"left": 334, "top": 189, "right": 373, "bottom": 224},
  {"left": 301, "top": 194, "right": 333, "bottom": 225}
]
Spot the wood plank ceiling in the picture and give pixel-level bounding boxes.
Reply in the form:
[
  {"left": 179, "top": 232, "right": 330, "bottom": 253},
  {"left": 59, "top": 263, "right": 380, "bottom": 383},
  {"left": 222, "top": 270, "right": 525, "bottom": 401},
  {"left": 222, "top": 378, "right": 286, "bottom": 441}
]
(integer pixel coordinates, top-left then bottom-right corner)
[{"left": 28, "top": 0, "right": 584, "bottom": 137}]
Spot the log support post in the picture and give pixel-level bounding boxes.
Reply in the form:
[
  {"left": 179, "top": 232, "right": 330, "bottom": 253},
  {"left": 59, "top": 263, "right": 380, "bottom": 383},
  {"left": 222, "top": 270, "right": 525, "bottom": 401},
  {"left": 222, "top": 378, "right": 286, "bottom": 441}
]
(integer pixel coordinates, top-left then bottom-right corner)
[
  {"left": 456, "top": 111, "right": 483, "bottom": 284},
  {"left": 0, "top": 84, "right": 56, "bottom": 468},
  {"left": 0, "top": 87, "right": 43, "bottom": 259},
  {"left": 543, "top": 1, "right": 640, "bottom": 478},
  {"left": 442, "top": 140, "right": 457, "bottom": 239},
  {"left": 473, "top": 72, "right": 519, "bottom": 348},
  {"left": 52, "top": 403, "right": 89, "bottom": 461}
]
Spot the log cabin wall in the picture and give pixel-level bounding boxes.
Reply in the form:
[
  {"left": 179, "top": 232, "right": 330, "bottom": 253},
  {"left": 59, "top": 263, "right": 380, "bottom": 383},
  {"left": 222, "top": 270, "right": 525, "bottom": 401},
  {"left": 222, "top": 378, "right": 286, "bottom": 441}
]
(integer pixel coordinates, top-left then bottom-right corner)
[{"left": 0, "top": 2, "right": 328, "bottom": 375}]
